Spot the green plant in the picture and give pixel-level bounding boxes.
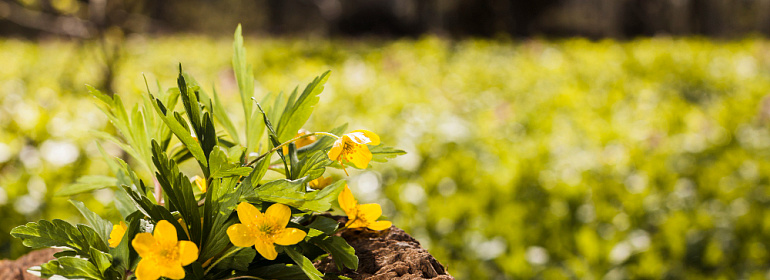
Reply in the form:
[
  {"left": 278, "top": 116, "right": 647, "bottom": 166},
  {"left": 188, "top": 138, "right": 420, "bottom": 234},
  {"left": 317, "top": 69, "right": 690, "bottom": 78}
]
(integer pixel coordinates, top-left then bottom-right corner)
[{"left": 10, "top": 25, "right": 403, "bottom": 280}]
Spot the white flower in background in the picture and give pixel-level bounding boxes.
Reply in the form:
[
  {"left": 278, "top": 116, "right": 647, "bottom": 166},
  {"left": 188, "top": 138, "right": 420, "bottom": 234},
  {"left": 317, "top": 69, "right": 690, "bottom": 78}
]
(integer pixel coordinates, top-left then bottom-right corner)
[
  {"left": 0, "top": 142, "right": 11, "bottom": 163},
  {"left": 40, "top": 140, "right": 79, "bottom": 167}
]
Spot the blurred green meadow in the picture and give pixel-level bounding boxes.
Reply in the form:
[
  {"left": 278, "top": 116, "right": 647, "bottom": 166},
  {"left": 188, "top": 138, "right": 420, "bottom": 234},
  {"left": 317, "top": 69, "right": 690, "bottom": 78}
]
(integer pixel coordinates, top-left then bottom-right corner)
[{"left": 3, "top": 36, "right": 770, "bottom": 279}]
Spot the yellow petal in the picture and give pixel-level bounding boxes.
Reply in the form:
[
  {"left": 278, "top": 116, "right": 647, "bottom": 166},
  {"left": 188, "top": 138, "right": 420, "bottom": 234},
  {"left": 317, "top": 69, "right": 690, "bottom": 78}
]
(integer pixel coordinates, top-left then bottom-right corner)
[
  {"left": 351, "top": 130, "right": 380, "bottom": 145},
  {"left": 153, "top": 220, "right": 178, "bottom": 247},
  {"left": 265, "top": 203, "right": 291, "bottom": 228},
  {"left": 177, "top": 240, "right": 199, "bottom": 266},
  {"left": 161, "top": 264, "right": 186, "bottom": 280},
  {"left": 346, "top": 218, "right": 368, "bottom": 229},
  {"left": 274, "top": 228, "right": 307, "bottom": 245},
  {"left": 254, "top": 240, "right": 278, "bottom": 260},
  {"left": 327, "top": 139, "right": 344, "bottom": 161},
  {"left": 237, "top": 202, "right": 262, "bottom": 225},
  {"left": 132, "top": 232, "right": 157, "bottom": 258},
  {"left": 337, "top": 185, "right": 357, "bottom": 216},
  {"left": 194, "top": 176, "right": 207, "bottom": 193},
  {"left": 348, "top": 145, "right": 372, "bottom": 169},
  {"left": 367, "top": 220, "right": 392, "bottom": 231},
  {"left": 227, "top": 224, "right": 256, "bottom": 247},
  {"left": 358, "top": 203, "right": 383, "bottom": 222},
  {"left": 108, "top": 221, "right": 127, "bottom": 248},
  {"left": 136, "top": 259, "right": 162, "bottom": 280}
]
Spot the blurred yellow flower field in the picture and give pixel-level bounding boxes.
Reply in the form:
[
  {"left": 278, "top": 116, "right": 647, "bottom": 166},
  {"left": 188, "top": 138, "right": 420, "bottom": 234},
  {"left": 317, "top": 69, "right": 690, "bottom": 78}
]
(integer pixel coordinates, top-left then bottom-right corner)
[{"left": 3, "top": 36, "right": 770, "bottom": 279}]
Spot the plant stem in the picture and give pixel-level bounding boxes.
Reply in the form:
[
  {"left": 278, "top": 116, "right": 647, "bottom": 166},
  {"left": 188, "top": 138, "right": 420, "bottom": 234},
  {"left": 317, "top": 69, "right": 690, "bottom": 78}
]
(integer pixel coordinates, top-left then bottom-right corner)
[
  {"left": 203, "top": 247, "right": 244, "bottom": 275},
  {"left": 246, "top": 132, "right": 339, "bottom": 166}
]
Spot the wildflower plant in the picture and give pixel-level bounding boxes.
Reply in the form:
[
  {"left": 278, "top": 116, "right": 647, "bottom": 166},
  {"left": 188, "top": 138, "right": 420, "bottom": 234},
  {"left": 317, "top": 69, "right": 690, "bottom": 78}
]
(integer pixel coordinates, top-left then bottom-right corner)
[{"left": 11, "top": 25, "right": 404, "bottom": 280}]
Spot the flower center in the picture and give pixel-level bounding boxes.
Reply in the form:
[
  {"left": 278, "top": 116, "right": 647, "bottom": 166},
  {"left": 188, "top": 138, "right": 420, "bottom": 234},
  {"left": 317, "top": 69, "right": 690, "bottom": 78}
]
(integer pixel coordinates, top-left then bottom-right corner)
[
  {"left": 157, "top": 244, "right": 179, "bottom": 263},
  {"left": 259, "top": 223, "right": 277, "bottom": 235},
  {"left": 353, "top": 206, "right": 369, "bottom": 224}
]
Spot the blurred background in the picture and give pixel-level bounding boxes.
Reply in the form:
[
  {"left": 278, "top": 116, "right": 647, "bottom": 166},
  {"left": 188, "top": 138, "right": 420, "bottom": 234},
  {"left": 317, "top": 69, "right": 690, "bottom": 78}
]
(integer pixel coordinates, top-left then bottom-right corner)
[{"left": 3, "top": 0, "right": 770, "bottom": 279}]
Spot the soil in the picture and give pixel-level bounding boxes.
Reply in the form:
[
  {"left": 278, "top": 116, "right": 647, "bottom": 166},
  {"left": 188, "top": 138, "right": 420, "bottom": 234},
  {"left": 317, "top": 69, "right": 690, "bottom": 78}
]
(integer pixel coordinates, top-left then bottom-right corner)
[
  {"left": 315, "top": 223, "right": 454, "bottom": 280},
  {"left": 0, "top": 248, "right": 58, "bottom": 280},
  {"left": 2, "top": 224, "right": 453, "bottom": 280}
]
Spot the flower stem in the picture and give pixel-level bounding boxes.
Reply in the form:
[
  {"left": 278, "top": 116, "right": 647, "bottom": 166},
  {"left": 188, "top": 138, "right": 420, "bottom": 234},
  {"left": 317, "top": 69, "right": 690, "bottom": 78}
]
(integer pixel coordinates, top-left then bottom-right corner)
[{"left": 203, "top": 247, "right": 244, "bottom": 275}]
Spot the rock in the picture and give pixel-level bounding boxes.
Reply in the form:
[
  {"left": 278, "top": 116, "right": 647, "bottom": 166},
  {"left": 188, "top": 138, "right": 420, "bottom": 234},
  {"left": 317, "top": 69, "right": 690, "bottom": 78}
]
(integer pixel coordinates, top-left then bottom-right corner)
[
  {"left": 0, "top": 248, "right": 58, "bottom": 280},
  {"left": 315, "top": 226, "right": 454, "bottom": 280}
]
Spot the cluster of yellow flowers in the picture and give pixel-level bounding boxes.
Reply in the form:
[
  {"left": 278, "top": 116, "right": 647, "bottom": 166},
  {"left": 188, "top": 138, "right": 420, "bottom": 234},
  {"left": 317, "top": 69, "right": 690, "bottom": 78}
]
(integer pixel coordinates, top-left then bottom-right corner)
[{"left": 106, "top": 129, "right": 390, "bottom": 280}]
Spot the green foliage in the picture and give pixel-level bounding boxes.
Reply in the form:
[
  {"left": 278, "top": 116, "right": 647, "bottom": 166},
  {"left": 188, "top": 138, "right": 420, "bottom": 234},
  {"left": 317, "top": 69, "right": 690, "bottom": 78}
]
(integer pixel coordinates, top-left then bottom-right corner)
[
  {"left": 7, "top": 32, "right": 770, "bottom": 280},
  {"left": 7, "top": 26, "right": 402, "bottom": 280}
]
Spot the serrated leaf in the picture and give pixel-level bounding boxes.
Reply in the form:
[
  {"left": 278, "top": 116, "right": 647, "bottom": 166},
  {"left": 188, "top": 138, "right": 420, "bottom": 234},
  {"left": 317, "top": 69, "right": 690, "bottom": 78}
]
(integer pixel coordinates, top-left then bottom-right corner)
[
  {"left": 284, "top": 246, "right": 324, "bottom": 280},
  {"left": 215, "top": 247, "right": 256, "bottom": 271},
  {"left": 295, "top": 150, "right": 332, "bottom": 181},
  {"left": 55, "top": 175, "right": 117, "bottom": 196},
  {"left": 249, "top": 178, "right": 343, "bottom": 212},
  {"left": 70, "top": 200, "right": 112, "bottom": 245},
  {"left": 209, "top": 146, "right": 252, "bottom": 178},
  {"left": 11, "top": 219, "right": 93, "bottom": 256},
  {"left": 276, "top": 71, "right": 331, "bottom": 142},
  {"left": 151, "top": 141, "right": 202, "bottom": 243},
  {"left": 233, "top": 25, "right": 259, "bottom": 153},
  {"left": 200, "top": 176, "right": 241, "bottom": 261},
  {"left": 40, "top": 257, "right": 102, "bottom": 280},
  {"left": 149, "top": 93, "right": 209, "bottom": 173}
]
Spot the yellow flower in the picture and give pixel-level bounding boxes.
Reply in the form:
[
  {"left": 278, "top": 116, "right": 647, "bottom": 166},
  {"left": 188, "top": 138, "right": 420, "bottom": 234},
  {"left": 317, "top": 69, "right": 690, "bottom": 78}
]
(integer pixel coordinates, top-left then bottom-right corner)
[
  {"left": 108, "top": 221, "right": 127, "bottom": 248},
  {"left": 191, "top": 176, "right": 206, "bottom": 193},
  {"left": 309, "top": 176, "right": 333, "bottom": 190},
  {"left": 327, "top": 130, "right": 380, "bottom": 173},
  {"left": 283, "top": 129, "right": 317, "bottom": 154},
  {"left": 226, "top": 202, "right": 307, "bottom": 260},
  {"left": 131, "top": 220, "right": 198, "bottom": 280},
  {"left": 338, "top": 185, "right": 391, "bottom": 230}
]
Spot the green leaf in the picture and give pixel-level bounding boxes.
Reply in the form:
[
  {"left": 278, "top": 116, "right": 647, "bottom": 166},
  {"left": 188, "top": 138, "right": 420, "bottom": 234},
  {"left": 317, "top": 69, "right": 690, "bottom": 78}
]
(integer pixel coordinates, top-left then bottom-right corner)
[
  {"left": 89, "top": 247, "right": 113, "bottom": 274},
  {"left": 11, "top": 219, "right": 93, "bottom": 256},
  {"left": 151, "top": 141, "right": 202, "bottom": 244},
  {"left": 78, "top": 223, "right": 110, "bottom": 253},
  {"left": 211, "top": 86, "right": 240, "bottom": 145},
  {"left": 149, "top": 92, "right": 209, "bottom": 172},
  {"left": 233, "top": 25, "right": 259, "bottom": 153},
  {"left": 209, "top": 146, "right": 252, "bottom": 178},
  {"left": 251, "top": 178, "right": 307, "bottom": 209},
  {"left": 244, "top": 263, "right": 308, "bottom": 279},
  {"left": 368, "top": 145, "right": 407, "bottom": 163},
  {"left": 40, "top": 257, "right": 102, "bottom": 280},
  {"left": 215, "top": 247, "right": 256, "bottom": 271},
  {"left": 70, "top": 200, "right": 112, "bottom": 245},
  {"left": 307, "top": 216, "right": 339, "bottom": 235},
  {"left": 178, "top": 65, "right": 204, "bottom": 138},
  {"left": 284, "top": 246, "right": 324, "bottom": 280},
  {"left": 302, "top": 180, "right": 345, "bottom": 213},
  {"left": 250, "top": 178, "right": 344, "bottom": 212},
  {"left": 200, "top": 176, "right": 240, "bottom": 261},
  {"left": 295, "top": 150, "right": 332, "bottom": 181},
  {"left": 55, "top": 175, "right": 117, "bottom": 196},
  {"left": 312, "top": 236, "right": 359, "bottom": 271},
  {"left": 276, "top": 71, "right": 331, "bottom": 142},
  {"left": 110, "top": 213, "right": 141, "bottom": 274}
]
